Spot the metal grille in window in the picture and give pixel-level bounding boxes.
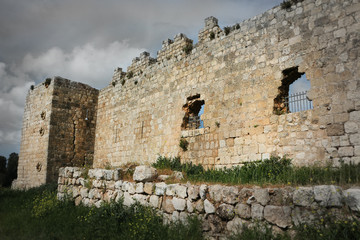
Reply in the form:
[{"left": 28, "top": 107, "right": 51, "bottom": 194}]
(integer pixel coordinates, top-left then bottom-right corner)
[
  {"left": 285, "top": 91, "right": 313, "bottom": 113},
  {"left": 188, "top": 116, "right": 201, "bottom": 129}
]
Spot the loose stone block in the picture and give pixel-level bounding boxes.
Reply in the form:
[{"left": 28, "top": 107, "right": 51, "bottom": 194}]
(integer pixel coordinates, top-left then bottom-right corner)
[
  {"left": 155, "top": 182, "right": 167, "bottom": 195},
  {"left": 216, "top": 203, "right": 235, "bottom": 220},
  {"left": 172, "top": 197, "right": 187, "bottom": 211},
  {"left": 293, "top": 187, "right": 314, "bottom": 207},
  {"left": 234, "top": 203, "right": 251, "bottom": 219},
  {"left": 175, "top": 185, "right": 188, "bottom": 198},
  {"left": 344, "top": 188, "right": 360, "bottom": 212},
  {"left": 314, "top": 185, "right": 343, "bottom": 207},
  {"left": 253, "top": 188, "right": 270, "bottom": 206},
  {"left": 144, "top": 182, "right": 154, "bottom": 194},
  {"left": 133, "top": 166, "right": 158, "bottom": 182},
  {"left": 204, "top": 199, "right": 216, "bottom": 214},
  {"left": 264, "top": 206, "right": 292, "bottom": 228},
  {"left": 251, "top": 204, "right": 264, "bottom": 220}
]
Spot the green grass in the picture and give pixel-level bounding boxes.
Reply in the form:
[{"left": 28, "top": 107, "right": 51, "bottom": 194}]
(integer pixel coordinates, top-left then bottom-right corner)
[
  {"left": 228, "top": 219, "right": 360, "bottom": 240},
  {"left": 152, "top": 156, "right": 360, "bottom": 186},
  {"left": 0, "top": 184, "right": 203, "bottom": 240},
  {"left": 1, "top": 180, "right": 359, "bottom": 239}
]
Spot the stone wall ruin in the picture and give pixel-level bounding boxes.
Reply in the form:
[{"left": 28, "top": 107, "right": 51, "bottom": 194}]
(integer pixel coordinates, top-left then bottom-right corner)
[{"left": 13, "top": 0, "right": 360, "bottom": 189}]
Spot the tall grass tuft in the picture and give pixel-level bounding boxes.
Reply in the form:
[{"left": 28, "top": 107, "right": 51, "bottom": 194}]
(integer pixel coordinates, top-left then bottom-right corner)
[
  {"left": 0, "top": 184, "right": 203, "bottom": 240},
  {"left": 151, "top": 156, "right": 360, "bottom": 186}
]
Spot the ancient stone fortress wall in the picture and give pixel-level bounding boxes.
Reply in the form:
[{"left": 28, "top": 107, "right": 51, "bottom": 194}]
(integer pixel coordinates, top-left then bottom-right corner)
[
  {"left": 94, "top": 0, "right": 360, "bottom": 169},
  {"left": 13, "top": 77, "right": 99, "bottom": 189},
  {"left": 14, "top": 0, "right": 360, "bottom": 189},
  {"left": 57, "top": 166, "right": 360, "bottom": 238}
]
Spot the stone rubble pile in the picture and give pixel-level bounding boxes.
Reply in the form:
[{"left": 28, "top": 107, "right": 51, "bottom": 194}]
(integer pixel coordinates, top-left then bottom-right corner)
[{"left": 58, "top": 166, "right": 360, "bottom": 237}]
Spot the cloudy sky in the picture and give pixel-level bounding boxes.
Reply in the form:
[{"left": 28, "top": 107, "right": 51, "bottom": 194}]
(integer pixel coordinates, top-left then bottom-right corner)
[{"left": 0, "top": 0, "right": 285, "bottom": 157}]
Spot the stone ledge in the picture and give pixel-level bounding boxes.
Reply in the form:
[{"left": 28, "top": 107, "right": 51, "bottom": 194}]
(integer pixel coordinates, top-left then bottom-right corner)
[{"left": 57, "top": 166, "right": 360, "bottom": 236}]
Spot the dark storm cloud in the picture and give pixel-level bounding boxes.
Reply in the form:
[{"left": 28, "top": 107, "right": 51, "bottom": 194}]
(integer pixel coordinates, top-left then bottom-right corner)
[{"left": 0, "top": 0, "right": 283, "bottom": 156}]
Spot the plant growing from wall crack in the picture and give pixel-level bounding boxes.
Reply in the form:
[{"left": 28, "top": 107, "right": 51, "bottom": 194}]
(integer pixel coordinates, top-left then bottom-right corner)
[{"left": 179, "top": 138, "right": 189, "bottom": 151}]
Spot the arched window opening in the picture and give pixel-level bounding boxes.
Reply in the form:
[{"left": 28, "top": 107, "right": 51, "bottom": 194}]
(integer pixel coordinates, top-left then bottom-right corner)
[
  {"left": 273, "top": 66, "right": 313, "bottom": 115},
  {"left": 182, "top": 94, "right": 205, "bottom": 130}
]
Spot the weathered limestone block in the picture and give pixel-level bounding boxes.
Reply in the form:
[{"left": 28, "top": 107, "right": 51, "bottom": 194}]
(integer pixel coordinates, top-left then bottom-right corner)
[
  {"left": 209, "top": 185, "right": 223, "bottom": 202},
  {"left": 106, "top": 180, "right": 115, "bottom": 190},
  {"left": 155, "top": 182, "right": 167, "bottom": 195},
  {"left": 144, "top": 182, "right": 154, "bottom": 194},
  {"left": 314, "top": 185, "right": 343, "bottom": 207},
  {"left": 239, "top": 188, "right": 254, "bottom": 204},
  {"left": 133, "top": 194, "right": 148, "bottom": 205},
  {"left": 95, "top": 200, "right": 104, "bottom": 208},
  {"left": 122, "top": 181, "right": 136, "bottom": 194},
  {"left": 264, "top": 206, "right": 292, "bottom": 229},
  {"left": 123, "top": 192, "right": 134, "bottom": 206},
  {"left": 175, "top": 185, "right": 187, "bottom": 198},
  {"left": 253, "top": 188, "right": 270, "bottom": 206},
  {"left": 103, "top": 190, "right": 117, "bottom": 202},
  {"left": 187, "top": 200, "right": 194, "bottom": 213},
  {"left": 251, "top": 203, "right": 264, "bottom": 220},
  {"left": 326, "top": 124, "right": 345, "bottom": 136},
  {"left": 135, "top": 182, "right": 144, "bottom": 193},
  {"left": 162, "top": 197, "right": 175, "bottom": 213},
  {"left": 89, "top": 188, "right": 101, "bottom": 199},
  {"left": 158, "top": 175, "right": 170, "bottom": 181},
  {"left": 166, "top": 184, "right": 178, "bottom": 196},
  {"left": 103, "top": 170, "right": 114, "bottom": 180},
  {"left": 344, "top": 188, "right": 360, "bottom": 212},
  {"left": 291, "top": 207, "right": 321, "bottom": 226},
  {"left": 226, "top": 217, "right": 246, "bottom": 234},
  {"left": 89, "top": 169, "right": 104, "bottom": 180},
  {"left": 133, "top": 166, "right": 158, "bottom": 182},
  {"left": 92, "top": 179, "right": 104, "bottom": 188},
  {"left": 234, "top": 203, "right": 251, "bottom": 219},
  {"left": 115, "top": 180, "right": 123, "bottom": 189},
  {"left": 204, "top": 199, "right": 216, "bottom": 214},
  {"left": 72, "top": 187, "right": 80, "bottom": 198},
  {"left": 73, "top": 169, "right": 83, "bottom": 178},
  {"left": 216, "top": 203, "right": 235, "bottom": 220},
  {"left": 344, "top": 121, "right": 358, "bottom": 133},
  {"left": 80, "top": 187, "right": 89, "bottom": 198},
  {"left": 293, "top": 187, "right": 314, "bottom": 206},
  {"left": 222, "top": 186, "right": 239, "bottom": 204},
  {"left": 188, "top": 185, "right": 200, "bottom": 200},
  {"left": 195, "top": 199, "right": 205, "bottom": 213},
  {"left": 172, "top": 197, "right": 187, "bottom": 211},
  {"left": 149, "top": 195, "right": 162, "bottom": 208}
]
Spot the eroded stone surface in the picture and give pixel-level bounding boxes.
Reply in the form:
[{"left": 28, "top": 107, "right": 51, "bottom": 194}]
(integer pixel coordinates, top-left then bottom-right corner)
[{"left": 133, "top": 166, "right": 158, "bottom": 182}]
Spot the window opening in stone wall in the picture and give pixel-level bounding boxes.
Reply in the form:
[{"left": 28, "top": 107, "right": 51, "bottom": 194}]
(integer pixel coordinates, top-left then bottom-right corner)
[
  {"left": 182, "top": 94, "right": 205, "bottom": 130},
  {"left": 273, "top": 67, "right": 313, "bottom": 115}
]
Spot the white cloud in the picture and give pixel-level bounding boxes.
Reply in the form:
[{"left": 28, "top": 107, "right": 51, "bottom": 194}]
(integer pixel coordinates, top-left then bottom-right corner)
[
  {"left": 0, "top": 63, "right": 34, "bottom": 149},
  {"left": 0, "top": 41, "right": 144, "bottom": 155},
  {"left": 21, "top": 41, "right": 146, "bottom": 89}
]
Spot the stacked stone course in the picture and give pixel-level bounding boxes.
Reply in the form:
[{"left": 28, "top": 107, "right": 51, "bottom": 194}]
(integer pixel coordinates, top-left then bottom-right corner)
[{"left": 58, "top": 166, "right": 360, "bottom": 238}]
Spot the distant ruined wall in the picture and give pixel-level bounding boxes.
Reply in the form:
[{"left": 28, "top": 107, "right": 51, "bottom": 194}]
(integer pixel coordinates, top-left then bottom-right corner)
[
  {"left": 13, "top": 81, "right": 54, "bottom": 189},
  {"left": 13, "top": 77, "right": 98, "bottom": 189},
  {"left": 93, "top": 0, "right": 360, "bottom": 168},
  {"left": 14, "top": 0, "right": 360, "bottom": 189}
]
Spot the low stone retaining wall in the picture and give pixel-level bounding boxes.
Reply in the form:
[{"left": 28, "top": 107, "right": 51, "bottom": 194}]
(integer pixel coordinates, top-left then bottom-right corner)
[{"left": 57, "top": 166, "right": 360, "bottom": 238}]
